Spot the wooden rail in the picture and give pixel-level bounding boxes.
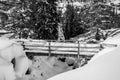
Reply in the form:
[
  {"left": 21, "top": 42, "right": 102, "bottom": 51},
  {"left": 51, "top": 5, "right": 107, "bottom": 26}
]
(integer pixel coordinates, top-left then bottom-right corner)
[{"left": 15, "top": 39, "right": 102, "bottom": 57}]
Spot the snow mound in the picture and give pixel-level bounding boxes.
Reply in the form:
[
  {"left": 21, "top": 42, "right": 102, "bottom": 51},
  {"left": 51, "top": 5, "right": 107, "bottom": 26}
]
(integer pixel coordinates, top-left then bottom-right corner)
[
  {"left": 102, "top": 29, "right": 120, "bottom": 45},
  {"left": 48, "top": 46, "right": 120, "bottom": 80},
  {"left": 0, "top": 62, "right": 15, "bottom": 80},
  {"left": 0, "top": 39, "right": 14, "bottom": 50}
]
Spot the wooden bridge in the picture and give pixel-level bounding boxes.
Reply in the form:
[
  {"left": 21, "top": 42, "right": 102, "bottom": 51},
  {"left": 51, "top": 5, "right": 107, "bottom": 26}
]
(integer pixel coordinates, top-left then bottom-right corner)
[{"left": 16, "top": 39, "right": 103, "bottom": 57}]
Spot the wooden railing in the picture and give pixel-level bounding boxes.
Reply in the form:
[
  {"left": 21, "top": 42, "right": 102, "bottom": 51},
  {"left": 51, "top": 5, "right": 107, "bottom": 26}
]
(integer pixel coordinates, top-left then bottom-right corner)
[{"left": 16, "top": 39, "right": 102, "bottom": 57}]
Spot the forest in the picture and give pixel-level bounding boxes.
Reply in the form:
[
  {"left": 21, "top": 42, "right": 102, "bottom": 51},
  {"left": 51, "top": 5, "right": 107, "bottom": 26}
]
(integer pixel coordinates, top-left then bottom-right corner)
[{"left": 0, "top": 0, "right": 120, "bottom": 40}]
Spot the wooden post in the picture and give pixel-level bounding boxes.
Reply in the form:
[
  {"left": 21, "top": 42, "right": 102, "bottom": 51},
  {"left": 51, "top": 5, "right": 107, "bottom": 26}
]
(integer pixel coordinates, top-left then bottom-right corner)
[
  {"left": 77, "top": 41, "right": 80, "bottom": 60},
  {"left": 48, "top": 41, "right": 51, "bottom": 57},
  {"left": 22, "top": 41, "right": 25, "bottom": 50}
]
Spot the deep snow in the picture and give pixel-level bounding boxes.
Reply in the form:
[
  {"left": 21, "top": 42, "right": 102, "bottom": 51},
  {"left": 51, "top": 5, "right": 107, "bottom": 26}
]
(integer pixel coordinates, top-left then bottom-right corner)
[
  {"left": 47, "top": 32, "right": 120, "bottom": 80},
  {"left": 48, "top": 45, "right": 120, "bottom": 80}
]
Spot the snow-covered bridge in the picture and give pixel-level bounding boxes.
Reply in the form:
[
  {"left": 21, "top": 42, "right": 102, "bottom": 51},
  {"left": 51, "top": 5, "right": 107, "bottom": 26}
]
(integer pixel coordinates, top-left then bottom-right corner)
[{"left": 15, "top": 39, "right": 103, "bottom": 57}]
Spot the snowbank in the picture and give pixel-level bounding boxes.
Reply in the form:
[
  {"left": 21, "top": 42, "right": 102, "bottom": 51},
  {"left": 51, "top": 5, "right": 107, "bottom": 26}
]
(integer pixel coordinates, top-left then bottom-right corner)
[
  {"left": 47, "top": 30, "right": 120, "bottom": 80},
  {"left": 22, "top": 56, "right": 75, "bottom": 80},
  {"left": 0, "top": 61, "right": 15, "bottom": 80},
  {"left": 102, "top": 35, "right": 120, "bottom": 45},
  {"left": 0, "top": 39, "right": 14, "bottom": 50},
  {"left": 47, "top": 46, "right": 120, "bottom": 80},
  {"left": 101, "top": 29, "right": 120, "bottom": 45}
]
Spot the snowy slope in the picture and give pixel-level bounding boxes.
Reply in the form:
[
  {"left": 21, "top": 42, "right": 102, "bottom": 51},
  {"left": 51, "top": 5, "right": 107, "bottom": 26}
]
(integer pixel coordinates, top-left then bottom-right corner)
[
  {"left": 47, "top": 31, "right": 120, "bottom": 80},
  {"left": 88, "top": 30, "right": 120, "bottom": 63},
  {"left": 101, "top": 29, "right": 120, "bottom": 45},
  {"left": 47, "top": 46, "right": 120, "bottom": 80},
  {"left": 0, "top": 39, "right": 14, "bottom": 50}
]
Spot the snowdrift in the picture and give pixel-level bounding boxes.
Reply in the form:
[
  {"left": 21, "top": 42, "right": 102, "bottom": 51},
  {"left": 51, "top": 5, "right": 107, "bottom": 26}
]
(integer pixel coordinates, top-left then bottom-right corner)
[
  {"left": 0, "top": 39, "right": 14, "bottom": 50},
  {"left": 0, "top": 63, "right": 15, "bottom": 80},
  {"left": 102, "top": 33, "right": 120, "bottom": 45},
  {"left": 47, "top": 46, "right": 120, "bottom": 80}
]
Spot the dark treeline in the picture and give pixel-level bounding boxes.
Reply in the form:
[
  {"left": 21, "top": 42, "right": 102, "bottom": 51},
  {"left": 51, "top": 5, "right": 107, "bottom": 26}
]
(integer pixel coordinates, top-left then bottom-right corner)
[{"left": 0, "top": 0, "right": 120, "bottom": 40}]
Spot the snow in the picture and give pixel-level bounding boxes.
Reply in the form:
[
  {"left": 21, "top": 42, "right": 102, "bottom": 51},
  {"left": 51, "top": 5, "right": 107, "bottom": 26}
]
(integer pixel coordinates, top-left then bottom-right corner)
[
  {"left": 111, "top": 0, "right": 120, "bottom": 5},
  {"left": 89, "top": 47, "right": 116, "bottom": 63},
  {"left": 90, "top": 32, "right": 120, "bottom": 62},
  {"left": 0, "top": 33, "right": 14, "bottom": 38},
  {"left": 0, "top": 30, "right": 8, "bottom": 33},
  {"left": 47, "top": 32, "right": 120, "bottom": 80},
  {"left": 70, "top": 2, "right": 84, "bottom": 7},
  {"left": 57, "top": 1, "right": 84, "bottom": 14},
  {"left": 0, "top": 39, "right": 13, "bottom": 50},
  {"left": 47, "top": 46, "right": 120, "bottom": 80},
  {"left": 0, "top": 62, "right": 16, "bottom": 80},
  {"left": 0, "top": 39, "right": 29, "bottom": 80},
  {"left": 23, "top": 56, "right": 74, "bottom": 80},
  {"left": 102, "top": 32, "right": 120, "bottom": 45}
]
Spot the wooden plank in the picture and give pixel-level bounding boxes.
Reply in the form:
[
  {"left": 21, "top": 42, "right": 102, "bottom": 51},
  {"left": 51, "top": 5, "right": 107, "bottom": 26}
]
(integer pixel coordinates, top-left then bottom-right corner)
[
  {"left": 25, "top": 50, "right": 49, "bottom": 53},
  {"left": 25, "top": 44, "right": 100, "bottom": 49},
  {"left": 25, "top": 50, "right": 97, "bottom": 55},
  {"left": 25, "top": 46, "right": 100, "bottom": 51},
  {"left": 25, "top": 46, "right": 49, "bottom": 50},
  {"left": 101, "top": 43, "right": 117, "bottom": 47},
  {"left": 24, "top": 42, "right": 49, "bottom": 46},
  {"left": 25, "top": 46, "right": 100, "bottom": 52},
  {"left": 51, "top": 47, "right": 100, "bottom": 52},
  {"left": 15, "top": 39, "right": 101, "bottom": 56},
  {"left": 16, "top": 39, "right": 116, "bottom": 48},
  {"left": 25, "top": 49, "right": 98, "bottom": 54},
  {"left": 16, "top": 39, "right": 117, "bottom": 48},
  {"left": 25, "top": 42, "right": 78, "bottom": 47},
  {"left": 51, "top": 50, "right": 98, "bottom": 53},
  {"left": 24, "top": 41, "right": 100, "bottom": 48}
]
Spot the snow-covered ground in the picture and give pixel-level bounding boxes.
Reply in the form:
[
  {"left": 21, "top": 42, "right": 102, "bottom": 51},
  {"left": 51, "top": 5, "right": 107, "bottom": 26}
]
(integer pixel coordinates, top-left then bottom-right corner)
[
  {"left": 0, "top": 28, "right": 120, "bottom": 80},
  {"left": 48, "top": 46, "right": 120, "bottom": 80},
  {"left": 22, "top": 56, "right": 78, "bottom": 80},
  {"left": 102, "top": 32, "right": 120, "bottom": 45},
  {"left": 47, "top": 30, "right": 120, "bottom": 80}
]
